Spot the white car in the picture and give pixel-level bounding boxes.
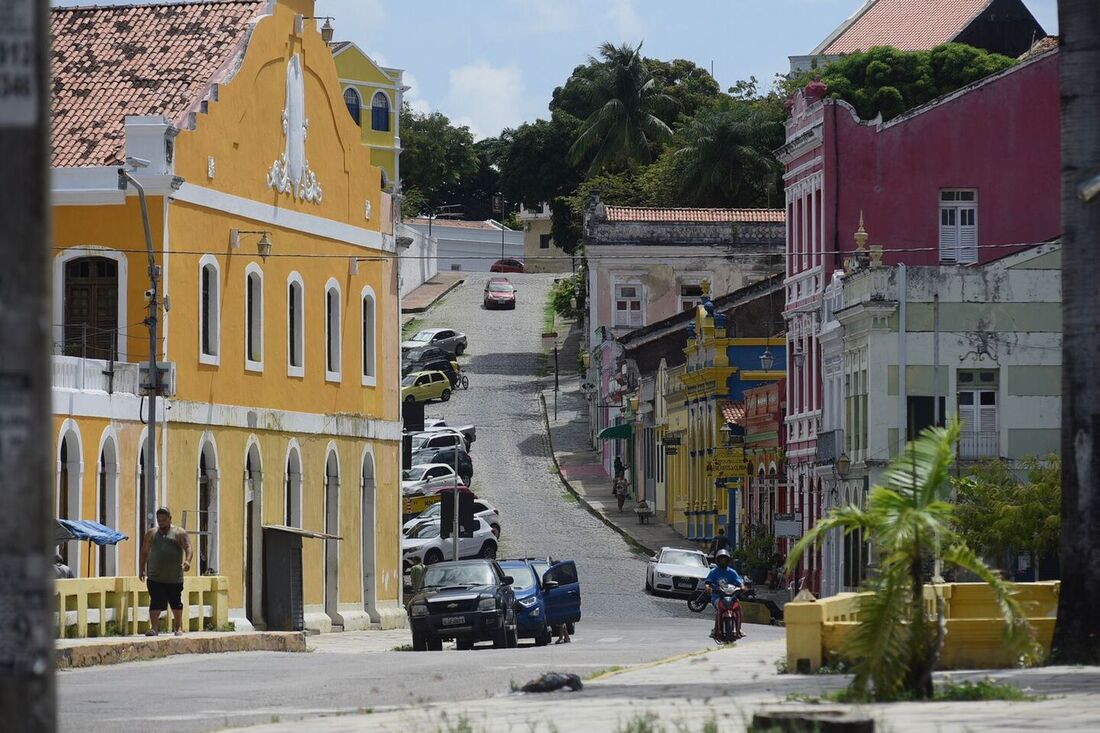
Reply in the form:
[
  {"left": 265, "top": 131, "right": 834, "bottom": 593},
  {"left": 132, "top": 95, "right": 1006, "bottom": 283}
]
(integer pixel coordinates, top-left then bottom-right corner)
[
  {"left": 402, "top": 498, "right": 502, "bottom": 538},
  {"left": 409, "top": 430, "right": 470, "bottom": 457},
  {"left": 401, "top": 463, "right": 465, "bottom": 495},
  {"left": 402, "top": 517, "right": 497, "bottom": 566},
  {"left": 400, "top": 328, "right": 467, "bottom": 356},
  {"left": 645, "top": 547, "right": 712, "bottom": 596}
]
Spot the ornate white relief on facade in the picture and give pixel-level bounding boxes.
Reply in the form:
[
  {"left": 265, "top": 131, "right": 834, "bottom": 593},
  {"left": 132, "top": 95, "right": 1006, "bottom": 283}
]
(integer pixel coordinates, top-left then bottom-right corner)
[
  {"left": 266, "top": 54, "right": 323, "bottom": 204},
  {"left": 364, "top": 199, "right": 372, "bottom": 221}
]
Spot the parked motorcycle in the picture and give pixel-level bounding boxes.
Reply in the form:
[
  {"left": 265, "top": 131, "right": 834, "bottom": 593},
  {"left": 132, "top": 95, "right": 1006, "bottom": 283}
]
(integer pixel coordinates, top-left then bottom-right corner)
[{"left": 687, "top": 575, "right": 754, "bottom": 613}]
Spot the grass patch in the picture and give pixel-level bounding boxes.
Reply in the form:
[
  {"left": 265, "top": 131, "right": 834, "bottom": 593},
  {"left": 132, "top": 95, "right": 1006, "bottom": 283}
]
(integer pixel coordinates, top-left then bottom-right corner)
[
  {"left": 610, "top": 713, "right": 719, "bottom": 733},
  {"left": 391, "top": 643, "right": 415, "bottom": 652},
  {"left": 584, "top": 665, "right": 624, "bottom": 680},
  {"left": 561, "top": 491, "right": 578, "bottom": 503},
  {"left": 402, "top": 318, "right": 424, "bottom": 338},
  {"left": 542, "top": 300, "right": 556, "bottom": 336},
  {"left": 203, "top": 620, "right": 236, "bottom": 632},
  {"left": 787, "top": 677, "right": 1041, "bottom": 704}
]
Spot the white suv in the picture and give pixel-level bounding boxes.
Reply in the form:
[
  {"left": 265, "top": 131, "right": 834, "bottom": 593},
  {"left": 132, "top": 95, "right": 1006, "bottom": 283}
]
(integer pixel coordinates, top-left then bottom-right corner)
[
  {"left": 402, "top": 517, "right": 497, "bottom": 567},
  {"left": 403, "top": 498, "right": 502, "bottom": 538}
]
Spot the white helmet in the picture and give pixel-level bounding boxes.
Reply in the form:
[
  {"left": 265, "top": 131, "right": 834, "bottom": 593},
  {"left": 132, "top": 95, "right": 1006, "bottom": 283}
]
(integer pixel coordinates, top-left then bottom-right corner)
[{"left": 715, "top": 549, "right": 731, "bottom": 561}]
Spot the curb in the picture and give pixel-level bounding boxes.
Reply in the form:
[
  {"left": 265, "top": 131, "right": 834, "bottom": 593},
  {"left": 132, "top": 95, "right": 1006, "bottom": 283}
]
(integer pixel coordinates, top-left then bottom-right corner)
[
  {"left": 585, "top": 647, "right": 717, "bottom": 684},
  {"left": 55, "top": 631, "right": 308, "bottom": 669},
  {"left": 401, "top": 277, "right": 465, "bottom": 314},
  {"left": 538, "top": 392, "right": 655, "bottom": 557}
]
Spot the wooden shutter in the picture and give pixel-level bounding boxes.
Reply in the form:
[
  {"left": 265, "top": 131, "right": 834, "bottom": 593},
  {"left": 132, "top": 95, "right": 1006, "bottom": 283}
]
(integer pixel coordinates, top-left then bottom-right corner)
[
  {"left": 939, "top": 208, "right": 958, "bottom": 263},
  {"left": 957, "top": 391, "right": 975, "bottom": 432},
  {"left": 958, "top": 206, "right": 978, "bottom": 263}
]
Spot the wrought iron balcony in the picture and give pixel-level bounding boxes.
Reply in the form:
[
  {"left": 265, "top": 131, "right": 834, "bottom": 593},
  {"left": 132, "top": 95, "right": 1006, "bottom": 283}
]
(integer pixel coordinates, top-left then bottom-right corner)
[{"left": 958, "top": 431, "right": 999, "bottom": 460}]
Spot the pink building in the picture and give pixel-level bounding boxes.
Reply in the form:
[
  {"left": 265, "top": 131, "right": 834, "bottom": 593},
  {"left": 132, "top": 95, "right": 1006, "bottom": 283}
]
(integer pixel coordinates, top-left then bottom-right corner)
[{"left": 777, "top": 48, "right": 1060, "bottom": 593}]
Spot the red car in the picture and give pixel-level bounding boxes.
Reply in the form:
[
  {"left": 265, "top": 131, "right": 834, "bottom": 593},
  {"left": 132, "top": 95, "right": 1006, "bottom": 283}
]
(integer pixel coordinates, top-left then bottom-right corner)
[
  {"left": 483, "top": 278, "right": 516, "bottom": 309},
  {"left": 489, "top": 258, "right": 525, "bottom": 273}
]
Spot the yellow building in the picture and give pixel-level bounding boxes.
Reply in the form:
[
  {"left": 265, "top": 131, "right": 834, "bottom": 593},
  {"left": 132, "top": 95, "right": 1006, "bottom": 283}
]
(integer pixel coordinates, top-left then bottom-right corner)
[
  {"left": 50, "top": 0, "right": 404, "bottom": 632},
  {"left": 330, "top": 40, "right": 404, "bottom": 190},
  {"left": 660, "top": 303, "right": 785, "bottom": 542}
]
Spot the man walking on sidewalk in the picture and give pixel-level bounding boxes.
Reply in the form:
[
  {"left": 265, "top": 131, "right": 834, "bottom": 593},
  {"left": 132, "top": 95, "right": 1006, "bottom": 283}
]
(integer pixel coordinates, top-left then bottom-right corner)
[{"left": 139, "top": 507, "right": 193, "bottom": 636}]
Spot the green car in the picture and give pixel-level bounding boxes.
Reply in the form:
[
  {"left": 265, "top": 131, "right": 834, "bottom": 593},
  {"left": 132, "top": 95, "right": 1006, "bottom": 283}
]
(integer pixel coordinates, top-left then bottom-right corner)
[{"left": 402, "top": 370, "right": 452, "bottom": 404}]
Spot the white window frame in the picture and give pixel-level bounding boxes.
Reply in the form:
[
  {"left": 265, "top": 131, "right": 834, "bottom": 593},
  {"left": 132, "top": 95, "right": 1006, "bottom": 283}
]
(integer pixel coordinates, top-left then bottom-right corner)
[
  {"left": 939, "top": 189, "right": 978, "bottom": 264},
  {"left": 613, "top": 281, "right": 644, "bottom": 328},
  {"left": 244, "top": 262, "right": 264, "bottom": 372},
  {"left": 678, "top": 273, "right": 711, "bottom": 313},
  {"left": 324, "top": 278, "right": 342, "bottom": 383},
  {"left": 361, "top": 285, "right": 377, "bottom": 387},
  {"left": 52, "top": 246, "right": 130, "bottom": 361},
  {"left": 287, "top": 272, "right": 305, "bottom": 378},
  {"left": 198, "top": 255, "right": 221, "bottom": 365}
]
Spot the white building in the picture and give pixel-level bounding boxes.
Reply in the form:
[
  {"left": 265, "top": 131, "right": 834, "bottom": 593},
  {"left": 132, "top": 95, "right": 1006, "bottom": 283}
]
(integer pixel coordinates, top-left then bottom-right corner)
[
  {"left": 404, "top": 218, "right": 522, "bottom": 273},
  {"left": 395, "top": 223, "right": 438, "bottom": 298},
  {"left": 816, "top": 241, "right": 1063, "bottom": 597}
]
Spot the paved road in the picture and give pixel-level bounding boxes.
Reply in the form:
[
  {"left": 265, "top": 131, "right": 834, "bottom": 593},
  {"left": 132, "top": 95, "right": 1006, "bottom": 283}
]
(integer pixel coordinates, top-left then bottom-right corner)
[{"left": 57, "top": 274, "right": 733, "bottom": 732}]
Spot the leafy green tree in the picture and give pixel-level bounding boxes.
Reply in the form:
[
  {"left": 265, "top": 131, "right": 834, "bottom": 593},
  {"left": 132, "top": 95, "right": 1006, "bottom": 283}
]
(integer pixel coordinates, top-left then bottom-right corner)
[
  {"left": 435, "top": 137, "right": 503, "bottom": 221},
  {"left": 398, "top": 105, "right": 479, "bottom": 212},
  {"left": 788, "top": 424, "right": 1034, "bottom": 701},
  {"left": 645, "top": 57, "right": 721, "bottom": 123},
  {"left": 549, "top": 168, "right": 660, "bottom": 253},
  {"left": 953, "top": 456, "right": 1061, "bottom": 580},
  {"left": 787, "top": 43, "right": 1016, "bottom": 122},
  {"left": 566, "top": 42, "right": 675, "bottom": 174},
  {"left": 498, "top": 112, "right": 583, "bottom": 208}
]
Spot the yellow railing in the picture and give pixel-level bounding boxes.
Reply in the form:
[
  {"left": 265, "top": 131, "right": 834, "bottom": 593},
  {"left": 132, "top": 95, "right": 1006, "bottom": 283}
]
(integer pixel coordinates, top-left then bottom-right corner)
[
  {"left": 785, "top": 581, "right": 1059, "bottom": 672},
  {"left": 55, "top": 576, "right": 229, "bottom": 638}
]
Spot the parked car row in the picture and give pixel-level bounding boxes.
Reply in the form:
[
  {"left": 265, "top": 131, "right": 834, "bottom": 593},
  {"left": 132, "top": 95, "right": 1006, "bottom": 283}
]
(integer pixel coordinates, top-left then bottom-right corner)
[
  {"left": 401, "top": 327, "right": 470, "bottom": 404},
  {"left": 405, "top": 557, "right": 581, "bottom": 652}
]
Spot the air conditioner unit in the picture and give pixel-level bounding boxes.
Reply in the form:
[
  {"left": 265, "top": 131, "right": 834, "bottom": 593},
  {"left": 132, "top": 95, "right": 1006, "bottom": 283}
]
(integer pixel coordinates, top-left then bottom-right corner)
[{"left": 139, "top": 361, "right": 177, "bottom": 397}]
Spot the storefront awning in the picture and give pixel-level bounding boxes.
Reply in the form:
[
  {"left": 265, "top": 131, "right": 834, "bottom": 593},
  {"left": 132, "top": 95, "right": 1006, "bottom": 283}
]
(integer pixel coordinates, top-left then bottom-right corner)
[{"left": 597, "top": 423, "right": 633, "bottom": 440}]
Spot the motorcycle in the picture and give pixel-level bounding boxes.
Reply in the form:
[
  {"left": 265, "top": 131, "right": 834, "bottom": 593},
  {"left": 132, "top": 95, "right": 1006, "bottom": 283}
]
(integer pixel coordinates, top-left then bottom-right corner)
[
  {"left": 687, "top": 575, "right": 754, "bottom": 613},
  {"left": 712, "top": 580, "right": 744, "bottom": 644}
]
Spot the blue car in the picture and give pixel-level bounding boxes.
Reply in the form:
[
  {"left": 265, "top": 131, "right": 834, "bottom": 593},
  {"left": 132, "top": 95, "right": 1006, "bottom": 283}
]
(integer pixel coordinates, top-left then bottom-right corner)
[
  {"left": 498, "top": 559, "right": 552, "bottom": 646},
  {"left": 502, "top": 557, "right": 582, "bottom": 643}
]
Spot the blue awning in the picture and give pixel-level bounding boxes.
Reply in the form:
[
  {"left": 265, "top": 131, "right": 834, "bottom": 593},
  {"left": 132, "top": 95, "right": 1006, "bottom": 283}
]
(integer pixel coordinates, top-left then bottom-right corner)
[{"left": 56, "top": 519, "right": 128, "bottom": 546}]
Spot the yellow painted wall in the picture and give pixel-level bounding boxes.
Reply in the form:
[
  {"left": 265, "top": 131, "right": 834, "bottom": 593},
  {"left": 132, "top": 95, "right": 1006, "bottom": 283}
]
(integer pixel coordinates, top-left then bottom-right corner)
[{"left": 332, "top": 44, "right": 400, "bottom": 186}]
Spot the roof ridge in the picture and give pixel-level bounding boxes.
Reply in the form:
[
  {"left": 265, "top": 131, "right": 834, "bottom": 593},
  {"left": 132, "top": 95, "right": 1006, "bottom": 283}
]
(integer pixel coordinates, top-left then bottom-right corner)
[{"left": 52, "top": 0, "right": 260, "bottom": 10}]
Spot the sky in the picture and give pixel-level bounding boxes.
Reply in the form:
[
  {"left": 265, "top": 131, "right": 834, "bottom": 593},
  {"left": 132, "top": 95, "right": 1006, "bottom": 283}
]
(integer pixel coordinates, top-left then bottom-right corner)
[{"left": 54, "top": 0, "right": 1059, "bottom": 139}]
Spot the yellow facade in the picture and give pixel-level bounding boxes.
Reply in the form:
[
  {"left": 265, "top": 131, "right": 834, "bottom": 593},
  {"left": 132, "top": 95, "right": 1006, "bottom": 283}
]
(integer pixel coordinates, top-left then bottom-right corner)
[
  {"left": 51, "top": 0, "right": 404, "bottom": 632},
  {"left": 331, "top": 42, "right": 403, "bottom": 189}
]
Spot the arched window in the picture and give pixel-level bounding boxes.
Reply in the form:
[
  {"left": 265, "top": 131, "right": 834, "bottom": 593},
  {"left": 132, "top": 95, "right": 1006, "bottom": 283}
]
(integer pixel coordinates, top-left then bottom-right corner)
[
  {"left": 361, "top": 286, "right": 376, "bottom": 385},
  {"left": 56, "top": 423, "right": 83, "bottom": 569},
  {"left": 343, "top": 87, "right": 361, "bottom": 125},
  {"left": 287, "top": 273, "right": 304, "bottom": 376},
  {"left": 245, "top": 264, "right": 263, "bottom": 370},
  {"left": 197, "top": 438, "right": 219, "bottom": 575},
  {"left": 135, "top": 435, "right": 149, "bottom": 569},
  {"left": 97, "top": 431, "right": 119, "bottom": 576},
  {"left": 370, "top": 91, "right": 390, "bottom": 132},
  {"left": 199, "top": 256, "right": 220, "bottom": 364},
  {"left": 325, "top": 279, "right": 341, "bottom": 381},
  {"left": 285, "top": 442, "right": 302, "bottom": 527},
  {"left": 324, "top": 447, "right": 340, "bottom": 622},
  {"left": 63, "top": 256, "right": 119, "bottom": 360},
  {"left": 244, "top": 440, "right": 263, "bottom": 625}
]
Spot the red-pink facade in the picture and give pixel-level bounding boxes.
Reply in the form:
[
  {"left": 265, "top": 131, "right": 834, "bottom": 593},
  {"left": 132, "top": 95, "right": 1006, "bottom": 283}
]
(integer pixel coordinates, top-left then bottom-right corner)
[{"left": 778, "top": 50, "right": 1060, "bottom": 594}]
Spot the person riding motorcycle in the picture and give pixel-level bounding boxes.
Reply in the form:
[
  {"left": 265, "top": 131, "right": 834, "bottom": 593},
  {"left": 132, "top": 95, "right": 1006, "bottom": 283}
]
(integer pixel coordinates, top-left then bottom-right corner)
[{"left": 704, "top": 549, "right": 746, "bottom": 640}]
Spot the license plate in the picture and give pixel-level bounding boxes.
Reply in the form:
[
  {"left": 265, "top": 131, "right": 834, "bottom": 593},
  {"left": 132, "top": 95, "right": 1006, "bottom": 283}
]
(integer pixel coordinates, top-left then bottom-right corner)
[
  {"left": 674, "top": 578, "right": 695, "bottom": 589},
  {"left": 441, "top": 615, "right": 466, "bottom": 626}
]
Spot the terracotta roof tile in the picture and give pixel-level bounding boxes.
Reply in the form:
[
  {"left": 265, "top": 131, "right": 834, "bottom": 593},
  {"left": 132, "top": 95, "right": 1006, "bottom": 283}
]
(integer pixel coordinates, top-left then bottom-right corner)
[
  {"left": 405, "top": 218, "right": 513, "bottom": 231},
  {"left": 822, "top": 0, "right": 990, "bottom": 54},
  {"left": 51, "top": 1, "right": 265, "bottom": 168},
  {"left": 722, "top": 401, "right": 746, "bottom": 426},
  {"left": 604, "top": 207, "right": 785, "bottom": 224}
]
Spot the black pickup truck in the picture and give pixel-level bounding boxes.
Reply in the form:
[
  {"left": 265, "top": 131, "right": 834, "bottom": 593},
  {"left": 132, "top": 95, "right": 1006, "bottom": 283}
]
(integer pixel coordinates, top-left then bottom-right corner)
[{"left": 406, "top": 560, "right": 517, "bottom": 651}]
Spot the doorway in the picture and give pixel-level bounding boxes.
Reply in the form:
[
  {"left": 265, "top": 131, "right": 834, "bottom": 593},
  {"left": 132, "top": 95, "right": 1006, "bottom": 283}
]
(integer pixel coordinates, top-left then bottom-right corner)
[
  {"left": 97, "top": 434, "right": 119, "bottom": 576},
  {"left": 57, "top": 427, "right": 82, "bottom": 569},
  {"left": 361, "top": 450, "right": 377, "bottom": 622},
  {"left": 245, "top": 442, "right": 264, "bottom": 627},
  {"left": 197, "top": 440, "right": 219, "bottom": 575},
  {"left": 324, "top": 449, "right": 342, "bottom": 627},
  {"left": 63, "top": 256, "right": 118, "bottom": 360}
]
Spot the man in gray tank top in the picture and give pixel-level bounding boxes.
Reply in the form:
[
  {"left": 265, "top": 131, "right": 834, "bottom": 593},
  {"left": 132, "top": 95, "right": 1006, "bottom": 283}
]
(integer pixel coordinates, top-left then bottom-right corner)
[{"left": 139, "top": 507, "right": 193, "bottom": 636}]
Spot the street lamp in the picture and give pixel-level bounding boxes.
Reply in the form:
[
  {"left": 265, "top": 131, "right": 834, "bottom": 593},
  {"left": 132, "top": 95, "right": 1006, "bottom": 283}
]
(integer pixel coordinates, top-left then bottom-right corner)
[
  {"left": 229, "top": 229, "right": 274, "bottom": 262},
  {"left": 836, "top": 453, "right": 850, "bottom": 479},
  {"left": 760, "top": 347, "right": 775, "bottom": 371}
]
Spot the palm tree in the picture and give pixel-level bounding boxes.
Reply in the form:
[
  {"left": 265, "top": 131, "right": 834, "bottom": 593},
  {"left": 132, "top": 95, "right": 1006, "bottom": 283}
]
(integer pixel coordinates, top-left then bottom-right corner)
[
  {"left": 1051, "top": 0, "right": 1100, "bottom": 666},
  {"left": 567, "top": 42, "right": 675, "bottom": 174},
  {"left": 671, "top": 101, "right": 783, "bottom": 207},
  {"left": 788, "top": 424, "right": 1034, "bottom": 701}
]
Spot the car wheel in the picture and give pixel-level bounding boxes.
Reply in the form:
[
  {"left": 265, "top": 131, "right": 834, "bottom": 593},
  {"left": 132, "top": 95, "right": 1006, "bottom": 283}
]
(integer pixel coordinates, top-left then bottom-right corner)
[
  {"left": 535, "top": 625, "right": 551, "bottom": 647},
  {"left": 455, "top": 343, "right": 465, "bottom": 356},
  {"left": 424, "top": 549, "right": 444, "bottom": 565},
  {"left": 440, "top": 389, "right": 451, "bottom": 402},
  {"left": 645, "top": 577, "right": 654, "bottom": 594},
  {"left": 412, "top": 630, "right": 428, "bottom": 651},
  {"left": 492, "top": 623, "right": 509, "bottom": 649},
  {"left": 427, "top": 635, "right": 443, "bottom": 652},
  {"left": 404, "top": 395, "right": 416, "bottom": 404},
  {"left": 479, "top": 541, "right": 497, "bottom": 559},
  {"left": 455, "top": 638, "right": 473, "bottom": 651},
  {"left": 490, "top": 524, "right": 500, "bottom": 539}
]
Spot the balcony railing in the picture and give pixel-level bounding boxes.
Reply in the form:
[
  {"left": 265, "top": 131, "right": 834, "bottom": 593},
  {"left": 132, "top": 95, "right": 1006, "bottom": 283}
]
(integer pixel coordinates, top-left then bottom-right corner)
[
  {"left": 52, "top": 354, "right": 140, "bottom": 395},
  {"left": 816, "top": 429, "right": 843, "bottom": 465},
  {"left": 958, "top": 431, "right": 999, "bottom": 460}
]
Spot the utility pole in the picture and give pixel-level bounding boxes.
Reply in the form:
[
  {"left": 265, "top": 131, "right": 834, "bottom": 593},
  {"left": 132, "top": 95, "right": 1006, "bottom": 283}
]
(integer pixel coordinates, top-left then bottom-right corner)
[
  {"left": 1052, "top": 0, "right": 1100, "bottom": 665},
  {"left": 0, "top": 0, "right": 55, "bottom": 729}
]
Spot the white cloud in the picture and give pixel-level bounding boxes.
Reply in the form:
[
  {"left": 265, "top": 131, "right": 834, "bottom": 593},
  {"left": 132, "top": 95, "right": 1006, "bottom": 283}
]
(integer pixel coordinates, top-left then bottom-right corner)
[
  {"left": 402, "top": 71, "right": 432, "bottom": 115},
  {"left": 442, "top": 62, "right": 526, "bottom": 139},
  {"left": 604, "top": 0, "right": 644, "bottom": 40},
  {"left": 506, "top": 0, "right": 579, "bottom": 34}
]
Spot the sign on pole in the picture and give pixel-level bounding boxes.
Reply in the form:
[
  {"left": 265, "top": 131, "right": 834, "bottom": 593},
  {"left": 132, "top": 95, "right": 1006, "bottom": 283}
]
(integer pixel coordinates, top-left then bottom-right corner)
[{"left": 774, "top": 512, "right": 803, "bottom": 538}]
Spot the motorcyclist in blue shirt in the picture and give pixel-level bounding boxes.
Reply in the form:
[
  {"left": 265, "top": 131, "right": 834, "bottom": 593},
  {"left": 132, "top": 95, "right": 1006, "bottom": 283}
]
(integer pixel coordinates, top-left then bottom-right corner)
[{"left": 704, "top": 549, "right": 745, "bottom": 639}]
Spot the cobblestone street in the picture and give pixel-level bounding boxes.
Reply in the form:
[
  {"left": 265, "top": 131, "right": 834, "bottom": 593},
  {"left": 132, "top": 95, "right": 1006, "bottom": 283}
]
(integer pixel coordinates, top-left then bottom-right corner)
[{"left": 413, "top": 273, "right": 700, "bottom": 621}]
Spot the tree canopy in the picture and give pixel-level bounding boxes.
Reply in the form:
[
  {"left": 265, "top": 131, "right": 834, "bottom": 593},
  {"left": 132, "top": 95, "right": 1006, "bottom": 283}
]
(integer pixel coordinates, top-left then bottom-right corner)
[
  {"left": 398, "top": 105, "right": 479, "bottom": 216},
  {"left": 789, "top": 43, "right": 1017, "bottom": 121}
]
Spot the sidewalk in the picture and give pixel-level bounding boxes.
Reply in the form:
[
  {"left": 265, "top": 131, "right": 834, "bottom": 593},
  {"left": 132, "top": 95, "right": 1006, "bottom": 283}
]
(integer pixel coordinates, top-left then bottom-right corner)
[
  {"left": 540, "top": 318, "right": 694, "bottom": 556},
  {"left": 55, "top": 630, "right": 306, "bottom": 669},
  {"left": 400, "top": 272, "right": 465, "bottom": 317},
  {"left": 231, "top": 635, "right": 1100, "bottom": 732}
]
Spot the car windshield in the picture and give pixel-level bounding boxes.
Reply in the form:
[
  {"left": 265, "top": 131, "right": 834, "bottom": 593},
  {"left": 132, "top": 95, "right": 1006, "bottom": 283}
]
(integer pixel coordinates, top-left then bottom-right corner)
[
  {"left": 422, "top": 563, "right": 495, "bottom": 588},
  {"left": 530, "top": 561, "right": 550, "bottom": 580},
  {"left": 419, "top": 504, "right": 441, "bottom": 519},
  {"left": 488, "top": 283, "right": 512, "bottom": 292},
  {"left": 501, "top": 564, "right": 537, "bottom": 591},
  {"left": 401, "top": 375, "right": 417, "bottom": 386},
  {"left": 411, "top": 435, "right": 430, "bottom": 449},
  {"left": 662, "top": 550, "right": 707, "bottom": 567},
  {"left": 410, "top": 331, "right": 434, "bottom": 342},
  {"left": 402, "top": 467, "right": 428, "bottom": 481},
  {"left": 407, "top": 522, "right": 440, "bottom": 539}
]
